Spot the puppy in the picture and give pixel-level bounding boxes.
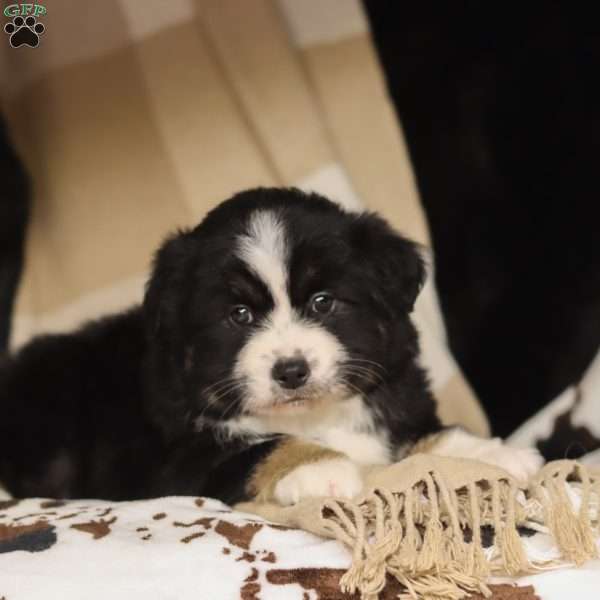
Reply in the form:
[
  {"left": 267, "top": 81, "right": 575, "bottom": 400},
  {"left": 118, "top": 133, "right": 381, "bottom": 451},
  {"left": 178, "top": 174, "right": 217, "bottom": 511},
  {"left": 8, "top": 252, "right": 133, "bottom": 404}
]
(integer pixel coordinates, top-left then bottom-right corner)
[{"left": 0, "top": 188, "right": 540, "bottom": 504}]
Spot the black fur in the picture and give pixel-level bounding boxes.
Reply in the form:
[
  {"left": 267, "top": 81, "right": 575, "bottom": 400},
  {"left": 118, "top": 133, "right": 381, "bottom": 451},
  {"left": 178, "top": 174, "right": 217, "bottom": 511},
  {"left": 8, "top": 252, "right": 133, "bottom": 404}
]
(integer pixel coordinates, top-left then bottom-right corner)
[{"left": 0, "top": 188, "right": 440, "bottom": 502}]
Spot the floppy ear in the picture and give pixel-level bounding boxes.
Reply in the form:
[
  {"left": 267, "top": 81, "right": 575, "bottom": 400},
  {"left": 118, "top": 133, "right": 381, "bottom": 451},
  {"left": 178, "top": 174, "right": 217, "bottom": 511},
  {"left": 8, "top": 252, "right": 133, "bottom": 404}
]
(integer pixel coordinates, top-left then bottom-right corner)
[
  {"left": 143, "top": 229, "right": 194, "bottom": 340},
  {"left": 353, "top": 214, "right": 426, "bottom": 313}
]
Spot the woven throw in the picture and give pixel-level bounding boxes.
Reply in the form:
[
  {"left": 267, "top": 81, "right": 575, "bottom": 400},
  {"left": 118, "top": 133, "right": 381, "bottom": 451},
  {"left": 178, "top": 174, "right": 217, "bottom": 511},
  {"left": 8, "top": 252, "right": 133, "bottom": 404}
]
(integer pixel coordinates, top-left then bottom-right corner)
[{"left": 238, "top": 454, "right": 600, "bottom": 600}]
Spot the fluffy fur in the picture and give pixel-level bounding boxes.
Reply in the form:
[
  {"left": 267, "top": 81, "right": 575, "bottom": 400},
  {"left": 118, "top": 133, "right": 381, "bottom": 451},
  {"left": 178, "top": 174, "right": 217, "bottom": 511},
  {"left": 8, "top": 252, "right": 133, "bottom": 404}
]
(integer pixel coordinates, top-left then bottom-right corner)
[{"left": 0, "top": 188, "right": 537, "bottom": 504}]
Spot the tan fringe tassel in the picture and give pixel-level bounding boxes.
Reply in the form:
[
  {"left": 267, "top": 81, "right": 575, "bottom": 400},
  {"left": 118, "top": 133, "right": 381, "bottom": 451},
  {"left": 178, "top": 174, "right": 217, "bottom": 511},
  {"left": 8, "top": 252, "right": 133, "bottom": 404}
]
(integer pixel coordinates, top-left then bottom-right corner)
[
  {"left": 321, "top": 460, "right": 599, "bottom": 600},
  {"left": 467, "top": 482, "right": 489, "bottom": 578},
  {"left": 495, "top": 479, "right": 529, "bottom": 574},
  {"left": 415, "top": 474, "right": 444, "bottom": 572},
  {"left": 532, "top": 461, "right": 598, "bottom": 565}
]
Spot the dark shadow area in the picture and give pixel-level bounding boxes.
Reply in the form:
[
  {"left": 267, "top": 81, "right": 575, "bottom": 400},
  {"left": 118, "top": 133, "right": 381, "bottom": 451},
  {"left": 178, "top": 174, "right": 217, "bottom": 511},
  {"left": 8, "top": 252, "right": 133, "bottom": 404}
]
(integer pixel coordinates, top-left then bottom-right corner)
[
  {"left": 364, "top": 2, "right": 600, "bottom": 435},
  {"left": 0, "top": 116, "right": 30, "bottom": 353}
]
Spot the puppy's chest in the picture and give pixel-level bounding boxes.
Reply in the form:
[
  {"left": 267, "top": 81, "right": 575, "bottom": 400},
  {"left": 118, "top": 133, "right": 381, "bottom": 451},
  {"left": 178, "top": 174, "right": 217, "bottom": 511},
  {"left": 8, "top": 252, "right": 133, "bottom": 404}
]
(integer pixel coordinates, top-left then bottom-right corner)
[{"left": 227, "top": 396, "right": 392, "bottom": 466}]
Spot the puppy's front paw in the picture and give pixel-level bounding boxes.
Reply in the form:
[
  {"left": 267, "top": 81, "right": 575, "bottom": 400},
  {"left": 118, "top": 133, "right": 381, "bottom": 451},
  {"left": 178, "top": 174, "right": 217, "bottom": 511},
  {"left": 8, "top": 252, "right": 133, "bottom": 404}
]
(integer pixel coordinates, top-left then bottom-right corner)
[
  {"left": 433, "top": 429, "right": 544, "bottom": 483},
  {"left": 476, "top": 443, "right": 544, "bottom": 482},
  {"left": 274, "top": 458, "right": 363, "bottom": 506}
]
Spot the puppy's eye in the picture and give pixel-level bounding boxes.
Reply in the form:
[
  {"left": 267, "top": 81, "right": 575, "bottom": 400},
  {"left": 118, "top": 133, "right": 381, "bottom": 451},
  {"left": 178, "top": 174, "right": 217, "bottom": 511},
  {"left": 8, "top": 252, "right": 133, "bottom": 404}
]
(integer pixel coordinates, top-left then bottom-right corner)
[
  {"left": 230, "top": 305, "right": 254, "bottom": 325},
  {"left": 309, "top": 292, "right": 335, "bottom": 315}
]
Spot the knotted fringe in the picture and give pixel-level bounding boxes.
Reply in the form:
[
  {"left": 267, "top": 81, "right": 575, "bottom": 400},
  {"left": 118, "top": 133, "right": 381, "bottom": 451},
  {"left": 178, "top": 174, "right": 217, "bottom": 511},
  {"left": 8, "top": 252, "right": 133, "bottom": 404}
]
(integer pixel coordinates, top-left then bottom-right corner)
[
  {"left": 529, "top": 461, "right": 599, "bottom": 565},
  {"left": 323, "top": 459, "right": 600, "bottom": 600}
]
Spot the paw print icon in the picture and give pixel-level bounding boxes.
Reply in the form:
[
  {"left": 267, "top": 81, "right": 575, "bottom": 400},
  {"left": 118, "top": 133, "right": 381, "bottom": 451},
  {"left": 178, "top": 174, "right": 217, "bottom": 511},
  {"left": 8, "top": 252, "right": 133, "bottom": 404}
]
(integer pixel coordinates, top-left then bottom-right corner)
[{"left": 4, "top": 16, "right": 45, "bottom": 48}]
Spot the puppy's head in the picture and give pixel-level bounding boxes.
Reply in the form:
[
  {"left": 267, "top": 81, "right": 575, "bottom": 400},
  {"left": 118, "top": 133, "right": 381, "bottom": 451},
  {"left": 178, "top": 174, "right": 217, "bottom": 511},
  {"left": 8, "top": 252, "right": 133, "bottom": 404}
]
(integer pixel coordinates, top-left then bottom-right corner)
[{"left": 143, "top": 188, "right": 425, "bottom": 436}]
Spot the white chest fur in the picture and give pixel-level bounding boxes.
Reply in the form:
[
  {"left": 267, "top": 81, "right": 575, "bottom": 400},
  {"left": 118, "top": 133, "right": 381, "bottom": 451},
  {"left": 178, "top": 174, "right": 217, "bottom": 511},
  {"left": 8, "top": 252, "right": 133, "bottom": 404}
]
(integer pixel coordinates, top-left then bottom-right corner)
[{"left": 220, "top": 395, "right": 391, "bottom": 466}]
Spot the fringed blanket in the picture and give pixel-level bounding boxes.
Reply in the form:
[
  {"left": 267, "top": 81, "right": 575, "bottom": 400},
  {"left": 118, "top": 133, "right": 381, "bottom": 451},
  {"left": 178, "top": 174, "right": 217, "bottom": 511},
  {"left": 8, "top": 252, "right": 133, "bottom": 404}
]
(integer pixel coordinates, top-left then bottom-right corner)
[{"left": 239, "top": 456, "right": 600, "bottom": 600}]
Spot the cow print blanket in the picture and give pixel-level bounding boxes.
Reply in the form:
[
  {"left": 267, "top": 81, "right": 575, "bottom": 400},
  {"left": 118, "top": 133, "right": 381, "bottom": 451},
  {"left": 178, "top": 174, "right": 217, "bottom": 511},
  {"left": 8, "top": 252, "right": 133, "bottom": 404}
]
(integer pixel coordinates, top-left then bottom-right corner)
[
  {"left": 1, "top": 491, "right": 599, "bottom": 599},
  {"left": 0, "top": 495, "right": 355, "bottom": 599}
]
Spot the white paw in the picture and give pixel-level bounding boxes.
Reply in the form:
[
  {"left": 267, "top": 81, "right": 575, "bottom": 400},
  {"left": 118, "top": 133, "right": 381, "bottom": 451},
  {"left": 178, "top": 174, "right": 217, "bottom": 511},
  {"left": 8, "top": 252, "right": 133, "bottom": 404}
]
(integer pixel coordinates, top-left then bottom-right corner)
[
  {"left": 274, "top": 458, "right": 363, "bottom": 506},
  {"left": 471, "top": 442, "right": 543, "bottom": 482},
  {"left": 433, "top": 430, "right": 544, "bottom": 483}
]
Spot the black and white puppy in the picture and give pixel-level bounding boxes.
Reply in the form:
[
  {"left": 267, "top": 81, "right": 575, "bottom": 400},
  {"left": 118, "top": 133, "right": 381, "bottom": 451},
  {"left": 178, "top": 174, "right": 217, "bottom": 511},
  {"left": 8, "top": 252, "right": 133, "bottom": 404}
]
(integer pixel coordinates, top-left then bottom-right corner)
[{"left": 0, "top": 188, "right": 540, "bottom": 504}]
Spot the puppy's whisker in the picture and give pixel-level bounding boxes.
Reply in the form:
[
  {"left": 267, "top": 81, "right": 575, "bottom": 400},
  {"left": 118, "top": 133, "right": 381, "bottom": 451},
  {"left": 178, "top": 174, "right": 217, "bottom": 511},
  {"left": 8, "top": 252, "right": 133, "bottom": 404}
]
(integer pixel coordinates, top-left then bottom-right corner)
[
  {"left": 201, "top": 376, "right": 241, "bottom": 396},
  {"left": 197, "top": 379, "right": 245, "bottom": 419},
  {"left": 342, "top": 368, "right": 386, "bottom": 386},
  {"left": 340, "top": 365, "right": 384, "bottom": 385},
  {"left": 204, "top": 378, "right": 245, "bottom": 399},
  {"left": 343, "top": 365, "right": 384, "bottom": 381},
  {"left": 219, "top": 393, "right": 245, "bottom": 419},
  {"left": 198, "top": 386, "right": 246, "bottom": 423},
  {"left": 340, "top": 373, "right": 372, "bottom": 391},
  {"left": 339, "top": 376, "right": 365, "bottom": 398},
  {"left": 211, "top": 383, "right": 246, "bottom": 405},
  {"left": 345, "top": 357, "right": 387, "bottom": 374},
  {"left": 345, "top": 360, "right": 387, "bottom": 377}
]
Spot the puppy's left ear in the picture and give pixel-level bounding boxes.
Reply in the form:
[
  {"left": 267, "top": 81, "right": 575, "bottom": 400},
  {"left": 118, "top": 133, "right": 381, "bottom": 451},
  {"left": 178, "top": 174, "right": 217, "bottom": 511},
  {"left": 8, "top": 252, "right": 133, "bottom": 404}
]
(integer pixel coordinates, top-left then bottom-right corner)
[{"left": 353, "top": 214, "right": 426, "bottom": 313}]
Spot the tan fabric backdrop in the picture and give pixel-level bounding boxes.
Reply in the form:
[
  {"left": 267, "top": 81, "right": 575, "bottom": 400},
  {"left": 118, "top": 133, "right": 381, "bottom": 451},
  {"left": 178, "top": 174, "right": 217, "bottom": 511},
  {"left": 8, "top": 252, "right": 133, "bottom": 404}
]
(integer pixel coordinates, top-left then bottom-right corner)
[{"left": 0, "top": 0, "right": 488, "bottom": 436}]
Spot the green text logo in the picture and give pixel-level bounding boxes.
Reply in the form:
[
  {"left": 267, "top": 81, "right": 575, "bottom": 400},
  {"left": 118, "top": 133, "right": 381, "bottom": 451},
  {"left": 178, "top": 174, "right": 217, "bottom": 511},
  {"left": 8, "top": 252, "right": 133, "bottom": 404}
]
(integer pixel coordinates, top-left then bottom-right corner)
[{"left": 4, "top": 4, "right": 46, "bottom": 18}]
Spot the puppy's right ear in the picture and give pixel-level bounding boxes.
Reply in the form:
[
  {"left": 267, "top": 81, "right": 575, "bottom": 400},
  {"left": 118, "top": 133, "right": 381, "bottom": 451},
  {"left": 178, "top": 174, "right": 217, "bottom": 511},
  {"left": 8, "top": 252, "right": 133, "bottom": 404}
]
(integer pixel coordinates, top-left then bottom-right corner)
[{"left": 143, "top": 229, "right": 194, "bottom": 339}]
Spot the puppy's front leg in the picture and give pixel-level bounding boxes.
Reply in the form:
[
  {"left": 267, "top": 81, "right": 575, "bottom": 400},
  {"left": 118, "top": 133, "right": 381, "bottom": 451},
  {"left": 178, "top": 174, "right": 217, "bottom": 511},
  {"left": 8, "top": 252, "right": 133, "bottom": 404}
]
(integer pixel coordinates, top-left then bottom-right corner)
[
  {"left": 248, "top": 438, "right": 364, "bottom": 505},
  {"left": 413, "top": 428, "right": 543, "bottom": 483}
]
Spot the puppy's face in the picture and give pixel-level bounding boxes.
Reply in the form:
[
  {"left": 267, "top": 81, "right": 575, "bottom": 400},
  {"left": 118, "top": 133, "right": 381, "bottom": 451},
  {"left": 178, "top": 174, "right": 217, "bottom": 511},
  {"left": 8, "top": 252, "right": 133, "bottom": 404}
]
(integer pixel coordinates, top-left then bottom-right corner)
[
  {"left": 144, "top": 189, "right": 424, "bottom": 434},
  {"left": 229, "top": 210, "right": 347, "bottom": 414}
]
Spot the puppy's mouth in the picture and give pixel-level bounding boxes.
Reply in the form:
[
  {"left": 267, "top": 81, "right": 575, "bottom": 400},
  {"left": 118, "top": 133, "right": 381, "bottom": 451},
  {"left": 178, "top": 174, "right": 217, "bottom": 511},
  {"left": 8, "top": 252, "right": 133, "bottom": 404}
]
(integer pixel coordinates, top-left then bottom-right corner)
[
  {"left": 251, "top": 395, "right": 318, "bottom": 415},
  {"left": 247, "top": 382, "right": 349, "bottom": 416},
  {"left": 251, "top": 399, "right": 315, "bottom": 415},
  {"left": 254, "top": 396, "right": 315, "bottom": 414}
]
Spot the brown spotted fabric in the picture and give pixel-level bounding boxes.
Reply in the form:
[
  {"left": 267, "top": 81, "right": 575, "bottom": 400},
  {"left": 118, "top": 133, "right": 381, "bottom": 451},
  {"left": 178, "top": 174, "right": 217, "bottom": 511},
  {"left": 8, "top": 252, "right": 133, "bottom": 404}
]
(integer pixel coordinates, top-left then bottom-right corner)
[
  {"left": 0, "top": 496, "right": 356, "bottom": 599},
  {"left": 1, "top": 495, "right": 598, "bottom": 599}
]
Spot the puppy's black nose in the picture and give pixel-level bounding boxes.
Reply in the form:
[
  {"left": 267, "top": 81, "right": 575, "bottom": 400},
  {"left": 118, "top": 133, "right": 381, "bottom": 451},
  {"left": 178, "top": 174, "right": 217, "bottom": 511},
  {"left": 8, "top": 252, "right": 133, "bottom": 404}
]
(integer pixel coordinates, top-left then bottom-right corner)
[{"left": 271, "top": 358, "right": 310, "bottom": 390}]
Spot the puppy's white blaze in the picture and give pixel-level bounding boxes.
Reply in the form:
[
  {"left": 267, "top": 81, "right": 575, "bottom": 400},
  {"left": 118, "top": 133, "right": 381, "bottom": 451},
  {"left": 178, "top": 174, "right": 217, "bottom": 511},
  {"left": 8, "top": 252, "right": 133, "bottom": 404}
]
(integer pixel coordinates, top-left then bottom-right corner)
[
  {"left": 237, "top": 210, "right": 289, "bottom": 308},
  {"left": 234, "top": 209, "right": 347, "bottom": 410}
]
